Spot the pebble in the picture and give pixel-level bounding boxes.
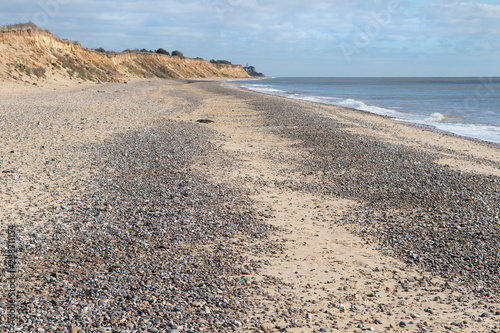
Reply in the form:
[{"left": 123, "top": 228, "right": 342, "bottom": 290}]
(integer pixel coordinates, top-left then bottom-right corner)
[
  {"left": 2, "top": 79, "right": 500, "bottom": 332},
  {"left": 1, "top": 99, "right": 276, "bottom": 332},
  {"left": 253, "top": 85, "right": 500, "bottom": 296}
]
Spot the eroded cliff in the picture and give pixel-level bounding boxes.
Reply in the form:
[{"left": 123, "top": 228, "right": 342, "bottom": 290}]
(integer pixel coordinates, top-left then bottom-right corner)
[{"left": 0, "top": 24, "right": 251, "bottom": 84}]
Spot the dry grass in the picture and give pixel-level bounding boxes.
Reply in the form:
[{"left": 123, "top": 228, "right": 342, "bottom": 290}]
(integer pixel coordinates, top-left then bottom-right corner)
[{"left": 0, "top": 22, "right": 48, "bottom": 33}]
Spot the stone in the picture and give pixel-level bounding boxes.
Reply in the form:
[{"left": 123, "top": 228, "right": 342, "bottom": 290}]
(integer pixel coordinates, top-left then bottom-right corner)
[{"left": 191, "top": 301, "right": 204, "bottom": 307}]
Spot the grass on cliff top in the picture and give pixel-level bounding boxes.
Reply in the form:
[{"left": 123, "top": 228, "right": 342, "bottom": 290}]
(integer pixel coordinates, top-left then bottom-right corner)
[
  {"left": 0, "top": 22, "right": 49, "bottom": 32},
  {"left": 0, "top": 22, "right": 81, "bottom": 47}
]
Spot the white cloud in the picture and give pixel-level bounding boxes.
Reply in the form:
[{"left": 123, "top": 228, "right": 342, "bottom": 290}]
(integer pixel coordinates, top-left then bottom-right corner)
[
  {"left": 427, "top": 1, "right": 500, "bottom": 34},
  {"left": 1, "top": 0, "right": 498, "bottom": 76}
]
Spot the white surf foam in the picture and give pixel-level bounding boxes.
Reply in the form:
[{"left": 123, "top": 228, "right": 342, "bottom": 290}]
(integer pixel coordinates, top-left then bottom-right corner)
[
  {"left": 426, "top": 112, "right": 446, "bottom": 122},
  {"left": 241, "top": 84, "right": 407, "bottom": 118},
  {"left": 238, "top": 84, "right": 500, "bottom": 144},
  {"left": 407, "top": 120, "right": 500, "bottom": 144}
]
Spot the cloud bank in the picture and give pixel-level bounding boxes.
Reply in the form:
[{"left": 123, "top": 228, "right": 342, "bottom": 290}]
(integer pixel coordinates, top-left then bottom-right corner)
[{"left": 1, "top": 0, "right": 498, "bottom": 76}]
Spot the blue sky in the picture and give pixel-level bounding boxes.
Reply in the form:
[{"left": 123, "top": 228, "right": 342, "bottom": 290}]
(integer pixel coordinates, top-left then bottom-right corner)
[{"left": 1, "top": 0, "right": 499, "bottom": 77}]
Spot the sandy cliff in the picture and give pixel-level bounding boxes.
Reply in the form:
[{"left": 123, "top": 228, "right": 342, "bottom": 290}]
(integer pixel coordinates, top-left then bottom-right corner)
[{"left": 0, "top": 24, "right": 251, "bottom": 84}]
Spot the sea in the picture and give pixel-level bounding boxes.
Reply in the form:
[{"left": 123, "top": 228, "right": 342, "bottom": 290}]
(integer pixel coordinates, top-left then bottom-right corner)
[{"left": 228, "top": 77, "right": 500, "bottom": 145}]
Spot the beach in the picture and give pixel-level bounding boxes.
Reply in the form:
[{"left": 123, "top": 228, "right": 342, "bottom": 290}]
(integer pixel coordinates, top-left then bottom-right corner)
[{"left": 1, "top": 78, "right": 500, "bottom": 332}]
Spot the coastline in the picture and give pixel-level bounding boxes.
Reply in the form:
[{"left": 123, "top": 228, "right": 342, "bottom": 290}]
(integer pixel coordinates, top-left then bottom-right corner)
[
  {"left": 232, "top": 77, "right": 500, "bottom": 147},
  {"left": 1, "top": 79, "right": 499, "bottom": 332},
  {"left": 229, "top": 82, "right": 500, "bottom": 175}
]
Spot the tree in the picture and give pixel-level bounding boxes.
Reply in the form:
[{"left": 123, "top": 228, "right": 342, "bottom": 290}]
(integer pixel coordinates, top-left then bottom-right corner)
[
  {"left": 210, "top": 59, "right": 232, "bottom": 65},
  {"left": 155, "top": 48, "right": 170, "bottom": 56},
  {"left": 171, "top": 50, "right": 184, "bottom": 58}
]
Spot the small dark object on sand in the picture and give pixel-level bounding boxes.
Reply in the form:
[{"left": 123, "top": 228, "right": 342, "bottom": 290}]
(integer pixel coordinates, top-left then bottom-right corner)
[{"left": 196, "top": 119, "right": 214, "bottom": 124}]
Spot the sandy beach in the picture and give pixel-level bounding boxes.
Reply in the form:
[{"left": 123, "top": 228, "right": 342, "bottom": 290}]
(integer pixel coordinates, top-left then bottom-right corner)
[{"left": 1, "top": 78, "right": 500, "bottom": 332}]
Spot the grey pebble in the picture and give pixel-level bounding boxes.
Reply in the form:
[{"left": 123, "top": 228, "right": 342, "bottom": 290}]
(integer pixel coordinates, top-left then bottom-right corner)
[{"left": 3, "top": 79, "right": 500, "bottom": 332}]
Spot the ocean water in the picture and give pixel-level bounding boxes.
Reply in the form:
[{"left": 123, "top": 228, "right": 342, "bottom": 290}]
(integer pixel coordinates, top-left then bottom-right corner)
[{"left": 229, "top": 77, "right": 500, "bottom": 144}]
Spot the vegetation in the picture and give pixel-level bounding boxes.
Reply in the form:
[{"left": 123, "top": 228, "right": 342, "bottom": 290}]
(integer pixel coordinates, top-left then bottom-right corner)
[
  {"left": 155, "top": 48, "right": 169, "bottom": 56},
  {"left": 33, "top": 66, "right": 46, "bottom": 78},
  {"left": 52, "top": 52, "right": 118, "bottom": 82},
  {"left": 171, "top": 50, "right": 184, "bottom": 58},
  {"left": 210, "top": 59, "right": 232, "bottom": 65},
  {"left": 0, "top": 23, "right": 252, "bottom": 82},
  {"left": 0, "top": 22, "right": 48, "bottom": 32}
]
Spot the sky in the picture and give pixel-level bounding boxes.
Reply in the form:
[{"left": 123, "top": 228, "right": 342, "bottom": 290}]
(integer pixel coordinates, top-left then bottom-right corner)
[{"left": 1, "top": 0, "right": 499, "bottom": 77}]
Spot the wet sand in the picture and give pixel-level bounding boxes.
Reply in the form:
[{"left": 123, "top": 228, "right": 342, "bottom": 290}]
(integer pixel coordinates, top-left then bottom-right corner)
[{"left": 1, "top": 79, "right": 499, "bottom": 332}]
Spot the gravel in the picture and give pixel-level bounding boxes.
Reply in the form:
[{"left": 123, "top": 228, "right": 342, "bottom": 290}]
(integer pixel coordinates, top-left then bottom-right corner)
[
  {"left": 2, "top": 80, "right": 499, "bottom": 331},
  {"left": 201, "top": 82, "right": 500, "bottom": 296}
]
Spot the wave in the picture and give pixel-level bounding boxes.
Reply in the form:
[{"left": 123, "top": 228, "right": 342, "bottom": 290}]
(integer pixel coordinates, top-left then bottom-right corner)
[
  {"left": 425, "top": 113, "right": 460, "bottom": 122},
  {"left": 240, "top": 84, "right": 408, "bottom": 118},
  {"left": 406, "top": 119, "right": 500, "bottom": 144},
  {"left": 238, "top": 84, "right": 500, "bottom": 144},
  {"left": 426, "top": 112, "right": 446, "bottom": 122}
]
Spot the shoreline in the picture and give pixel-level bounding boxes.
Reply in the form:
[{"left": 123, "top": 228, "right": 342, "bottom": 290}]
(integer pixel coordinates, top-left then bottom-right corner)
[
  {"left": 228, "top": 81, "right": 500, "bottom": 175},
  {"left": 1, "top": 79, "right": 499, "bottom": 332},
  {"left": 231, "top": 80, "right": 500, "bottom": 148},
  {"left": 401, "top": 121, "right": 500, "bottom": 149}
]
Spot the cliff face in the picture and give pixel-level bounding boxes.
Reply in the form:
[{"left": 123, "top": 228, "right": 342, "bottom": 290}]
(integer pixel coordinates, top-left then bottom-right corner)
[{"left": 0, "top": 25, "right": 251, "bottom": 84}]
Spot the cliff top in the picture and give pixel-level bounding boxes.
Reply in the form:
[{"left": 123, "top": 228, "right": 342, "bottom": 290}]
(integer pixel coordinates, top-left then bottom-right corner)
[{"left": 0, "top": 23, "right": 251, "bottom": 85}]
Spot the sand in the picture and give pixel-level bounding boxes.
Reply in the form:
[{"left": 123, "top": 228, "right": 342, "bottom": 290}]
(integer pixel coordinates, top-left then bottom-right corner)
[{"left": 1, "top": 78, "right": 499, "bottom": 332}]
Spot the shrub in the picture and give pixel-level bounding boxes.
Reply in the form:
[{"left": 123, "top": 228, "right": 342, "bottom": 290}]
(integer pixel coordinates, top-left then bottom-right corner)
[
  {"left": 155, "top": 48, "right": 170, "bottom": 55},
  {"left": 210, "top": 59, "right": 232, "bottom": 65},
  {"left": 33, "top": 66, "right": 46, "bottom": 78},
  {"left": 171, "top": 50, "right": 184, "bottom": 58},
  {"left": 0, "top": 22, "right": 46, "bottom": 32}
]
